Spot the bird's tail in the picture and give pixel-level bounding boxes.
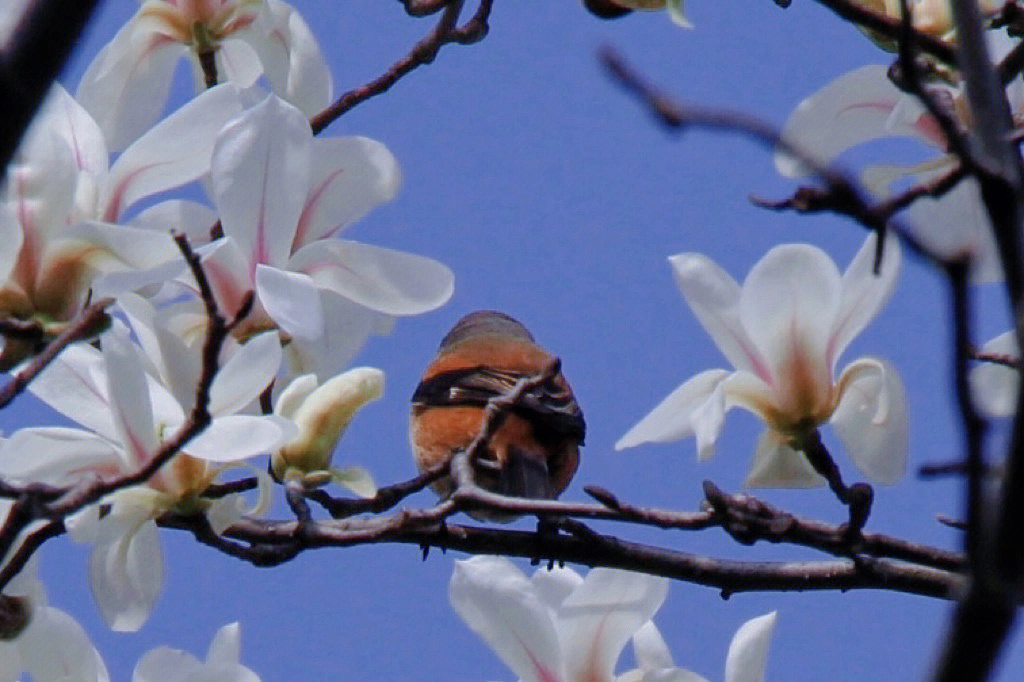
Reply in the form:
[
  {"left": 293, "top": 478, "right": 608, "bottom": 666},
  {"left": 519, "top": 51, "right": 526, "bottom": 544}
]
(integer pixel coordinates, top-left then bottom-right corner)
[{"left": 496, "top": 446, "right": 553, "bottom": 500}]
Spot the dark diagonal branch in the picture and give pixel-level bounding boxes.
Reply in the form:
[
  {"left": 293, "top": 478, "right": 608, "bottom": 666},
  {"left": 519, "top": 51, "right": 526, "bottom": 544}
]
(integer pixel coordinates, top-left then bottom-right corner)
[
  {"left": 310, "top": 0, "right": 492, "bottom": 134},
  {"left": 0, "top": 298, "right": 114, "bottom": 410},
  {"left": 0, "top": 0, "right": 102, "bottom": 182}
]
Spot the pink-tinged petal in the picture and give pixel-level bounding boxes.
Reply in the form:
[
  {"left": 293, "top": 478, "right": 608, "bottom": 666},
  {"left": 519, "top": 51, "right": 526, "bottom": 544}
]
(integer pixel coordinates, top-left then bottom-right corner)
[
  {"left": 19, "top": 606, "right": 110, "bottom": 682},
  {"left": 211, "top": 96, "right": 310, "bottom": 270},
  {"left": 213, "top": 38, "right": 264, "bottom": 89},
  {"left": 27, "top": 85, "right": 108, "bottom": 179},
  {"left": 290, "top": 240, "right": 454, "bottom": 315},
  {"left": 739, "top": 243, "right": 842, "bottom": 389},
  {"left": 775, "top": 65, "right": 907, "bottom": 177},
  {"left": 832, "top": 358, "right": 908, "bottom": 484},
  {"left": 90, "top": 515, "right": 164, "bottom": 632},
  {"left": 531, "top": 566, "right": 584, "bottom": 612},
  {"left": 102, "top": 84, "right": 244, "bottom": 221},
  {"left": 0, "top": 427, "right": 126, "bottom": 486},
  {"left": 969, "top": 331, "right": 1018, "bottom": 418},
  {"left": 255, "top": 265, "right": 324, "bottom": 340},
  {"left": 130, "top": 199, "right": 219, "bottom": 245},
  {"left": 558, "top": 569, "right": 668, "bottom": 682},
  {"left": 293, "top": 136, "right": 401, "bottom": 248},
  {"left": 724, "top": 612, "right": 777, "bottom": 682},
  {"left": 668, "top": 253, "right": 768, "bottom": 379},
  {"left": 76, "top": 20, "right": 183, "bottom": 152},
  {"left": 615, "top": 369, "right": 731, "bottom": 451},
  {"left": 187, "top": 415, "right": 297, "bottom": 462},
  {"left": 450, "top": 556, "right": 565, "bottom": 682},
  {"left": 249, "top": 0, "right": 332, "bottom": 115},
  {"left": 102, "top": 330, "right": 159, "bottom": 464},
  {"left": 283, "top": 292, "right": 382, "bottom": 380},
  {"left": 209, "top": 331, "right": 282, "bottom": 415},
  {"left": 29, "top": 343, "right": 119, "bottom": 440},
  {"left": 745, "top": 430, "right": 825, "bottom": 488},
  {"left": 8, "top": 129, "right": 77, "bottom": 245},
  {"left": 198, "top": 238, "right": 255, "bottom": 319},
  {"left": 828, "top": 231, "right": 900, "bottom": 369}
]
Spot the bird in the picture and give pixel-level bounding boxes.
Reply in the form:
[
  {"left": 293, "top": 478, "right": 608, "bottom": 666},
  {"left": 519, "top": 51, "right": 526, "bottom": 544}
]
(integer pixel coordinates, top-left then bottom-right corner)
[{"left": 410, "top": 311, "right": 585, "bottom": 518}]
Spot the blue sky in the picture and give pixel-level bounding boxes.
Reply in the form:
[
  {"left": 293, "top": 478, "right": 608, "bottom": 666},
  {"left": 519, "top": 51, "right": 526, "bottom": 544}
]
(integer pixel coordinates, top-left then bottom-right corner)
[{"left": 6, "top": 0, "right": 1022, "bottom": 679}]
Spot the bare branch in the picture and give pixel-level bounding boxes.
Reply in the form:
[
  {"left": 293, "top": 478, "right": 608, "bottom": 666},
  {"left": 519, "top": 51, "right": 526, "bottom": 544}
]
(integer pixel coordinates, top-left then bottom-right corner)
[{"left": 310, "top": 0, "right": 492, "bottom": 134}]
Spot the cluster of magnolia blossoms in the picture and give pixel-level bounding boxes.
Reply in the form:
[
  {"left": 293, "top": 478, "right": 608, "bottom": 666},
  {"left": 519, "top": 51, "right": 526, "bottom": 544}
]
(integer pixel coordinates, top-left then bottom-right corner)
[
  {"left": 450, "top": 556, "right": 777, "bottom": 682},
  {"left": 0, "top": 0, "right": 452, "bottom": 652}
]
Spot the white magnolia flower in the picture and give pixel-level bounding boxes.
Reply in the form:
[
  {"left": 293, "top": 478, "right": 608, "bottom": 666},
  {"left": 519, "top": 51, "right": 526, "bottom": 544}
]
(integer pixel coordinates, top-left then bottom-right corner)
[
  {"left": 77, "top": 0, "right": 331, "bottom": 151},
  {"left": 618, "top": 613, "right": 777, "bottom": 682},
  {"left": 0, "top": 325, "right": 291, "bottom": 631},
  {"left": 271, "top": 367, "right": 383, "bottom": 493},
  {"left": 183, "top": 95, "right": 453, "bottom": 379},
  {"left": 969, "top": 331, "right": 1019, "bottom": 418},
  {"left": 847, "top": 0, "right": 1004, "bottom": 40},
  {"left": 775, "top": 55, "right": 1023, "bottom": 283},
  {"left": 0, "top": 557, "right": 109, "bottom": 682},
  {"left": 133, "top": 622, "right": 261, "bottom": 682},
  {"left": 617, "top": 233, "right": 908, "bottom": 488},
  {"left": 450, "top": 555, "right": 670, "bottom": 682},
  {"left": 0, "top": 83, "right": 243, "bottom": 366}
]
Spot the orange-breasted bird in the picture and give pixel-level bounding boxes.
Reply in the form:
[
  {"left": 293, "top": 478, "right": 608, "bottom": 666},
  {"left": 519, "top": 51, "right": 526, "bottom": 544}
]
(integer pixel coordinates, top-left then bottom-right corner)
[{"left": 410, "top": 311, "right": 585, "bottom": 515}]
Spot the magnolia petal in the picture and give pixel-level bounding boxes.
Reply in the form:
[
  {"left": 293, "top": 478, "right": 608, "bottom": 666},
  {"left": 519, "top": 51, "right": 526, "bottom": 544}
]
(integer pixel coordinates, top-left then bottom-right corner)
[
  {"left": 188, "top": 415, "right": 297, "bottom": 463},
  {"left": 250, "top": 0, "right": 332, "bottom": 115},
  {"left": 775, "top": 65, "right": 905, "bottom": 177},
  {"left": 618, "top": 670, "right": 709, "bottom": 682},
  {"left": 102, "top": 330, "right": 159, "bottom": 464},
  {"left": 0, "top": 205, "right": 20, "bottom": 282},
  {"left": 530, "top": 565, "right": 584, "bottom": 612},
  {"left": 90, "top": 516, "right": 164, "bottom": 632},
  {"left": 615, "top": 369, "right": 731, "bottom": 451},
  {"left": 668, "top": 253, "right": 767, "bottom": 378},
  {"left": 19, "top": 606, "right": 110, "bottom": 682},
  {"left": 293, "top": 136, "right": 401, "bottom": 247},
  {"left": 745, "top": 430, "right": 825, "bottom": 488},
  {"left": 206, "top": 467, "right": 274, "bottom": 535},
  {"left": 0, "top": 427, "right": 125, "bottom": 486},
  {"left": 632, "top": 621, "right": 675, "bottom": 671},
  {"left": 255, "top": 265, "right": 325, "bottom": 340},
  {"left": 739, "top": 243, "right": 842, "bottom": 383},
  {"left": 102, "top": 84, "right": 243, "bottom": 220},
  {"left": 724, "top": 612, "right": 777, "bottom": 682},
  {"left": 207, "top": 622, "right": 243, "bottom": 665},
  {"left": 559, "top": 569, "right": 669, "bottom": 682},
  {"left": 969, "top": 331, "right": 1018, "bottom": 418},
  {"left": 331, "top": 465, "right": 377, "bottom": 498},
  {"left": 27, "top": 85, "right": 108, "bottom": 180},
  {"left": 130, "top": 199, "right": 219, "bottom": 245},
  {"left": 666, "top": 0, "right": 692, "bottom": 28},
  {"left": 58, "top": 220, "right": 180, "bottom": 271},
  {"left": 0, "top": 642, "right": 22, "bottom": 681},
  {"left": 133, "top": 646, "right": 201, "bottom": 682},
  {"left": 832, "top": 358, "right": 908, "bottom": 484},
  {"left": 199, "top": 237, "right": 255, "bottom": 319},
  {"left": 829, "top": 231, "right": 900, "bottom": 368},
  {"left": 75, "top": 21, "right": 183, "bottom": 152},
  {"left": 212, "top": 96, "right": 311, "bottom": 269},
  {"left": 209, "top": 331, "right": 282, "bottom": 415},
  {"left": 119, "top": 292, "right": 201, "bottom": 407},
  {"left": 449, "top": 556, "right": 565, "bottom": 682},
  {"left": 273, "top": 373, "right": 319, "bottom": 419},
  {"left": 283, "top": 291, "right": 380, "bottom": 380},
  {"left": 215, "top": 38, "right": 264, "bottom": 90},
  {"left": 28, "top": 343, "right": 118, "bottom": 439},
  {"left": 290, "top": 239, "right": 454, "bottom": 315},
  {"left": 7, "top": 129, "right": 78, "bottom": 246}
]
